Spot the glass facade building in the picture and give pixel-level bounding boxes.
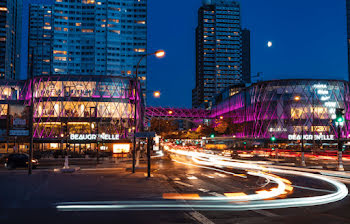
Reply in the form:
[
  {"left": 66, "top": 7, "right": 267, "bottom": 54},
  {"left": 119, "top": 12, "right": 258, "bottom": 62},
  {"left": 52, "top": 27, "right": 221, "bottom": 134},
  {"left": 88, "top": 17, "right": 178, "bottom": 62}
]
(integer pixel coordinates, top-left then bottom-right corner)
[
  {"left": 211, "top": 79, "right": 350, "bottom": 140},
  {"left": 29, "top": 0, "right": 147, "bottom": 93},
  {"left": 0, "top": 75, "right": 139, "bottom": 153},
  {"left": 0, "top": 0, "right": 22, "bottom": 79},
  {"left": 193, "top": 0, "right": 243, "bottom": 108}
]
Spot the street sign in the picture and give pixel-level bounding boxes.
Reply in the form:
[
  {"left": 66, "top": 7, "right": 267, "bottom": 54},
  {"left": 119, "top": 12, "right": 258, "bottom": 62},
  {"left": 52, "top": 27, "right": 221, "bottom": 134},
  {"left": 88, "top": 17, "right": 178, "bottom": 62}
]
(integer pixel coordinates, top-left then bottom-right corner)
[{"left": 135, "top": 132, "right": 156, "bottom": 138}]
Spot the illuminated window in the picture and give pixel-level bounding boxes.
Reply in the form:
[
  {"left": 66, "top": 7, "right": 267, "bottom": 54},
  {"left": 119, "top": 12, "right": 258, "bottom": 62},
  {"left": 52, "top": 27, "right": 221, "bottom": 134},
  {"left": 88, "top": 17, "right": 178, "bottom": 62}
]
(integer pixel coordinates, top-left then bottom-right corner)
[
  {"left": 82, "top": 29, "right": 94, "bottom": 33},
  {"left": 109, "top": 19, "right": 120, "bottom": 23},
  {"left": 113, "top": 144, "right": 130, "bottom": 154},
  {"left": 134, "top": 48, "right": 145, "bottom": 53},
  {"left": 109, "top": 30, "right": 120, "bottom": 34},
  {"left": 54, "top": 68, "right": 65, "bottom": 73},
  {"left": 291, "top": 108, "right": 305, "bottom": 119},
  {"left": 54, "top": 57, "right": 67, "bottom": 61},
  {"left": 76, "top": 23, "right": 81, "bottom": 26},
  {"left": 53, "top": 50, "right": 67, "bottom": 55},
  {"left": 312, "top": 126, "right": 330, "bottom": 132},
  {"left": 0, "top": 7, "right": 7, "bottom": 11},
  {"left": 82, "top": 0, "right": 95, "bottom": 4}
]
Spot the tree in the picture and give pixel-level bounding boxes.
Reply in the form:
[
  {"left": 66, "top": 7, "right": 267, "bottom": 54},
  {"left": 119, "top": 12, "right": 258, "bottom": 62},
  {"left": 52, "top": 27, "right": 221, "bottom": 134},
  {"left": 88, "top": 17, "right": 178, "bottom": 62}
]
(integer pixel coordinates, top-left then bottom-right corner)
[
  {"left": 150, "top": 118, "right": 178, "bottom": 138},
  {"left": 214, "top": 119, "right": 229, "bottom": 134}
]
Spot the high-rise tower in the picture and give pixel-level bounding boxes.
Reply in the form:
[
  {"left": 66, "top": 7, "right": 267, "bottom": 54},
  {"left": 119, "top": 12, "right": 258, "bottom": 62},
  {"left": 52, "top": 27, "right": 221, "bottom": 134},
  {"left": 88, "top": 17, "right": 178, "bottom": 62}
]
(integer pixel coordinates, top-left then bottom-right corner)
[
  {"left": 29, "top": 0, "right": 147, "bottom": 90},
  {"left": 0, "top": 0, "right": 22, "bottom": 79},
  {"left": 192, "top": 0, "right": 243, "bottom": 108}
]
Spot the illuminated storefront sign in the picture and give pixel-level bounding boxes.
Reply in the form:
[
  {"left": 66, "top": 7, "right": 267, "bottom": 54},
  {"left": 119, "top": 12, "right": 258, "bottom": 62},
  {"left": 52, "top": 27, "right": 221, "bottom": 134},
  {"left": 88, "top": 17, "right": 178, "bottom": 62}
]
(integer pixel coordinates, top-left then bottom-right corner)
[
  {"left": 70, "top": 134, "right": 120, "bottom": 141},
  {"left": 269, "top": 128, "right": 287, "bottom": 133},
  {"left": 113, "top": 144, "right": 130, "bottom": 153},
  {"left": 288, "top": 134, "right": 334, "bottom": 141},
  {"left": 313, "top": 84, "right": 327, "bottom": 89},
  {"left": 317, "top": 90, "right": 329, "bottom": 95}
]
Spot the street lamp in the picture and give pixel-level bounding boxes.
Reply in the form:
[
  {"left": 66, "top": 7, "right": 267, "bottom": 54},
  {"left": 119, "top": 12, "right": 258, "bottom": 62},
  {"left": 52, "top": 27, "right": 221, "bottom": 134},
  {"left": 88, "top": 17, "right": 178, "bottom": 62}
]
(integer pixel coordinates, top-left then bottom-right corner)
[
  {"left": 294, "top": 96, "right": 306, "bottom": 166},
  {"left": 132, "top": 50, "right": 165, "bottom": 173},
  {"left": 153, "top": 91, "right": 161, "bottom": 98}
]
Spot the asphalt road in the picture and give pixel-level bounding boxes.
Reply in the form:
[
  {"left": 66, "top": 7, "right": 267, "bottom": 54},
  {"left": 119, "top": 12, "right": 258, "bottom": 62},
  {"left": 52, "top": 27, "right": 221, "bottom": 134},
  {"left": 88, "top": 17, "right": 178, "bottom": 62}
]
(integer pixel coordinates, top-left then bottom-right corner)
[{"left": 0, "top": 155, "right": 350, "bottom": 224}]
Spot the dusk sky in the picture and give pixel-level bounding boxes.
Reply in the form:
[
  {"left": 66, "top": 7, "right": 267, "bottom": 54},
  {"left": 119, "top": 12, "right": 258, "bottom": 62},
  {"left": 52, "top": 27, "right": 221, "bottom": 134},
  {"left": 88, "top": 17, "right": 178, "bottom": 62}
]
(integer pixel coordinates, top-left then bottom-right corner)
[{"left": 23, "top": 0, "right": 348, "bottom": 108}]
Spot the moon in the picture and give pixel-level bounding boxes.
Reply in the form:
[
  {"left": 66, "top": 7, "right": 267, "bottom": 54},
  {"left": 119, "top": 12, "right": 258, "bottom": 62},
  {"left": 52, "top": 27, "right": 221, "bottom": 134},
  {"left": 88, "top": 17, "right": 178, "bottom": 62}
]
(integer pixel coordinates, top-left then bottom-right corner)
[{"left": 267, "top": 41, "right": 273, "bottom": 47}]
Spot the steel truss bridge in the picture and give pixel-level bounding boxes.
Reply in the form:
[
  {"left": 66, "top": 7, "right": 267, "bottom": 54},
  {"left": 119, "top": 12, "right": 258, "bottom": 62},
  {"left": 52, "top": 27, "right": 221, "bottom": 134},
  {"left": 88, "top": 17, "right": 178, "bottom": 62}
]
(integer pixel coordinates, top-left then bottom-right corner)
[{"left": 145, "top": 107, "right": 211, "bottom": 123}]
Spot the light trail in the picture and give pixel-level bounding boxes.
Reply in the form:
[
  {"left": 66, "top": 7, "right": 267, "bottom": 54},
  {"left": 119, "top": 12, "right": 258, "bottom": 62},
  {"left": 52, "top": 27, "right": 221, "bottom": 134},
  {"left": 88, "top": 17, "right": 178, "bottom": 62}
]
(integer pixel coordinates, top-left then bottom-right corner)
[
  {"left": 55, "top": 147, "right": 349, "bottom": 212},
  {"left": 171, "top": 158, "right": 287, "bottom": 201}
]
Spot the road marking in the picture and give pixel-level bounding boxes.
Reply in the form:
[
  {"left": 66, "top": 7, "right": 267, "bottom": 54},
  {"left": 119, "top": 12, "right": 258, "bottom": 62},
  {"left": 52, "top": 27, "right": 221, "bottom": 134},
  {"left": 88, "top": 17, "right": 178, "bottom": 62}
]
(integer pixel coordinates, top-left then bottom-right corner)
[
  {"left": 187, "top": 176, "right": 198, "bottom": 180},
  {"left": 198, "top": 188, "right": 210, "bottom": 193},
  {"left": 188, "top": 211, "right": 215, "bottom": 224},
  {"left": 224, "top": 192, "right": 247, "bottom": 197},
  {"left": 203, "top": 174, "right": 215, "bottom": 179},
  {"left": 208, "top": 192, "right": 224, "bottom": 197},
  {"left": 174, "top": 181, "right": 193, "bottom": 188},
  {"left": 172, "top": 177, "right": 181, "bottom": 181},
  {"left": 253, "top": 209, "right": 279, "bottom": 217},
  {"left": 163, "top": 193, "right": 201, "bottom": 200},
  {"left": 216, "top": 173, "right": 227, "bottom": 177},
  {"left": 292, "top": 185, "right": 334, "bottom": 193}
]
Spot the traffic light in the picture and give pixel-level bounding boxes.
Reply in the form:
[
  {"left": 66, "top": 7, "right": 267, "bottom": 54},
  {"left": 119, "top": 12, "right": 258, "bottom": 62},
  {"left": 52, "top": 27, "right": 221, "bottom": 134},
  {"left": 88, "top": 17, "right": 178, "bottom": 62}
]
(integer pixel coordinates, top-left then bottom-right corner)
[
  {"left": 271, "top": 135, "right": 276, "bottom": 142},
  {"left": 210, "top": 134, "right": 215, "bottom": 138},
  {"left": 336, "top": 108, "right": 345, "bottom": 123}
]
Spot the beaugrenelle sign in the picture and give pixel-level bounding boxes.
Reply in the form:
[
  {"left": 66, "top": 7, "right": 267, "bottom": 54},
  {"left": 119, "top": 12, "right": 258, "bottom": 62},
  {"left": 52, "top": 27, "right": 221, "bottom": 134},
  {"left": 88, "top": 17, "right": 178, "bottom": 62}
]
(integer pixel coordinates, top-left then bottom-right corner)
[
  {"left": 70, "top": 134, "right": 120, "bottom": 141},
  {"left": 288, "top": 134, "right": 334, "bottom": 141}
]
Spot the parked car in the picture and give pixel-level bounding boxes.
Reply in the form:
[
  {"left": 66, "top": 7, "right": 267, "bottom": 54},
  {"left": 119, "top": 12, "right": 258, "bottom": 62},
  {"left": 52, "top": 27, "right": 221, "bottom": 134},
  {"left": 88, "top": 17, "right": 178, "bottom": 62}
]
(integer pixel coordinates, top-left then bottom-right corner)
[{"left": 4, "top": 154, "right": 39, "bottom": 170}]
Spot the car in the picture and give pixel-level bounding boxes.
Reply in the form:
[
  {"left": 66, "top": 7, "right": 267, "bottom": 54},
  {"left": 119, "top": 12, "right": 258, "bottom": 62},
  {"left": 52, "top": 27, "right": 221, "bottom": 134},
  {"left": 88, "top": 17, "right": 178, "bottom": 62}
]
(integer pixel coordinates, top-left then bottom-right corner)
[{"left": 4, "top": 154, "right": 39, "bottom": 170}]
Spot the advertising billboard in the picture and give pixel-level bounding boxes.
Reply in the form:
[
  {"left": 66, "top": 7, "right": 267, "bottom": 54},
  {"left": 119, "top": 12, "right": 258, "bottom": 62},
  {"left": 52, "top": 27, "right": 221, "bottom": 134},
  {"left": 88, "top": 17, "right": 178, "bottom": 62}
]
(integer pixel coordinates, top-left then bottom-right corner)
[{"left": 8, "top": 104, "right": 30, "bottom": 136}]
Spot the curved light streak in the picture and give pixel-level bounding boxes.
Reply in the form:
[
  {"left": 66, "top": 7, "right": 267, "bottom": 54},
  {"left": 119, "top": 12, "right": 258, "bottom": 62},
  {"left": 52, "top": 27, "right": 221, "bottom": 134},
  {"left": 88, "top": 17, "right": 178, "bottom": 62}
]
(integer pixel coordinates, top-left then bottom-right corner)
[
  {"left": 55, "top": 148, "right": 348, "bottom": 212},
  {"left": 172, "top": 158, "right": 287, "bottom": 201}
]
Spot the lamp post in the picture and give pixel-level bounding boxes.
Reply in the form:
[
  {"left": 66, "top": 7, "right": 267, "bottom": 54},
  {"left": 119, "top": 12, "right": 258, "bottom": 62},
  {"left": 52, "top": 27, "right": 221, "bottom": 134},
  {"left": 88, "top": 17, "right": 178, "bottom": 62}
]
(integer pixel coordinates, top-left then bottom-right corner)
[
  {"left": 132, "top": 50, "right": 165, "bottom": 173},
  {"left": 294, "top": 96, "right": 306, "bottom": 167}
]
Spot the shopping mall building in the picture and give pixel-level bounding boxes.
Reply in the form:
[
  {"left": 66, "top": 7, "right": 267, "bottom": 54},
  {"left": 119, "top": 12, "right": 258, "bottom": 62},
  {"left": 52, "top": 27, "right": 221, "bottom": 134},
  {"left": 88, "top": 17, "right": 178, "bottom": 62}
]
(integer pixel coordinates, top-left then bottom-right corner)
[
  {"left": 210, "top": 79, "right": 350, "bottom": 143},
  {"left": 0, "top": 75, "right": 140, "bottom": 154},
  {"left": 0, "top": 77, "right": 348, "bottom": 153}
]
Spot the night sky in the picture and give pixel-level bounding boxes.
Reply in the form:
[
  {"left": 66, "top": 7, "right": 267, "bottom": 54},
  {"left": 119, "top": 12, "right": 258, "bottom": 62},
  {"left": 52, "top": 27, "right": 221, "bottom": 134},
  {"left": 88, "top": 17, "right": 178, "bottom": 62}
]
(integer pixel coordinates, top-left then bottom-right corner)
[{"left": 22, "top": 0, "right": 348, "bottom": 108}]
